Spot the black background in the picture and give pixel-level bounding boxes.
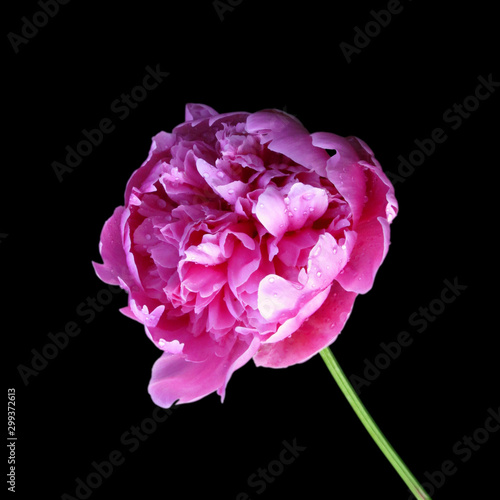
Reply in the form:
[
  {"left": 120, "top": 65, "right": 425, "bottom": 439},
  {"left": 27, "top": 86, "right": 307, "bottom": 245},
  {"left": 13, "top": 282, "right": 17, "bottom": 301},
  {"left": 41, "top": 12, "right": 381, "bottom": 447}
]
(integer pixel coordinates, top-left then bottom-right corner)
[{"left": 4, "top": 0, "right": 499, "bottom": 499}]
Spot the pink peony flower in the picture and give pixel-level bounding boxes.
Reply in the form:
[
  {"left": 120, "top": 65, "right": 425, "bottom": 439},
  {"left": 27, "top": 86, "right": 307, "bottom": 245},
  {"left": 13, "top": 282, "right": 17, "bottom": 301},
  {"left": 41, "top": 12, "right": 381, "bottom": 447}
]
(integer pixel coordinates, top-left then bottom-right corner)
[{"left": 93, "top": 103, "right": 398, "bottom": 408}]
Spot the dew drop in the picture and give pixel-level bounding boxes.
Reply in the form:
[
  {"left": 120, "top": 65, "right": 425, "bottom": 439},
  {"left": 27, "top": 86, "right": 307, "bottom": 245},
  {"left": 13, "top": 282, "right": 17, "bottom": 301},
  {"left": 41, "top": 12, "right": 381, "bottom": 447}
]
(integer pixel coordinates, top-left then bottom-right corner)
[
  {"left": 268, "top": 277, "right": 275, "bottom": 283},
  {"left": 259, "top": 203, "right": 264, "bottom": 208},
  {"left": 273, "top": 292, "right": 278, "bottom": 298},
  {"left": 217, "top": 171, "right": 225, "bottom": 179},
  {"left": 302, "top": 193, "right": 314, "bottom": 201},
  {"left": 145, "top": 234, "right": 151, "bottom": 240},
  {"left": 341, "top": 244, "right": 346, "bottom": 250},
  {"left": 313, "top": 245, "right": 322, "bottom": 257},
  {"left": 330, "top": 322, "right": 336, "bottom": 329},
  {"left": 316, "top": 271, "right": 322, "bottom": 278},
  {"left": 309, "top": 206, "right": 314, "bottom": 212},
  {"left": 284, "top": 196, "right": 290, "bottom": 205},
  {"left": 287, "top": 211, "right": 294, "bottom": 217},
  {"left": 228, "top": 189, "right": 235, "bottom": 195},
  {"left": 202, "top": 172, "right": 209, "bottom": 178},
  {"left": 157, "top": 199, "right": 167, "bottom": 208},
  {"left": 333, "top": 248, "right": 337, "bottom": 254},
  {"left": 158, "top": 339, "right": 167, "bottom": 348}
]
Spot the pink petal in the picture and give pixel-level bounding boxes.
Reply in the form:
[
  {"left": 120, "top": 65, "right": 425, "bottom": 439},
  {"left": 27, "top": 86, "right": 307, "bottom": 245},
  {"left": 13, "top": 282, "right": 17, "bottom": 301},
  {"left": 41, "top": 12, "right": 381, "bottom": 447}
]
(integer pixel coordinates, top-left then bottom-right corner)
[
  {"left": 321, "top": 137, "right": 367, "bottom": 227},
  {"left": 148, "top": 336, "right": 260, "bottom": 407},
  {"left": 255, "top": 184, "right": 287, "bottom": 237},
  {"left": 253, "top": 281, "right": 357, "bottom": 368},
  {"left": 246, "top": 110, "right": 329, "bottom": 175},
  {"left": 124, "top": 132, "right": 176, "bottom": 203},
  {"left": 336, "top": 217, "right": 391, "bottom": 294},
  {"left": 92, "top": 206, "right": 140, "bottom": 290},
  {"left": 185, "top": 103, "right": 219, "bottom": 121}
]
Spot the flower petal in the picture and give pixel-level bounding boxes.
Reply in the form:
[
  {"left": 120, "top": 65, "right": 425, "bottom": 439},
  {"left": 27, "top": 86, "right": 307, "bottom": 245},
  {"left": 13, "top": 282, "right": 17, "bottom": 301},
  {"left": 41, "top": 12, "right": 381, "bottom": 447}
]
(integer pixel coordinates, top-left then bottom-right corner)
[
  {"left": 246, "top": 110, "right": 329, "bottom": 174},
  {"left": 336, "top": 217, "right": 391, "bottom": 294},
  {"left": 253, "top": 281, "right": 357, "bottom": 368},
  {"left": 92, "top": 206, "right": 141, "bottom": 290},
  {"left": 148, "top": 336, "right": 260, "bottom": 407}
]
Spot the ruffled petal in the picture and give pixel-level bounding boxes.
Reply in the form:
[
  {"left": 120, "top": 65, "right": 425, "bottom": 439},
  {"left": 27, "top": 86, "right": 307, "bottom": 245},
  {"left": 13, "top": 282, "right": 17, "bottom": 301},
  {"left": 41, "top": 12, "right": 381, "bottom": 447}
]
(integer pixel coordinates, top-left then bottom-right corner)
[
  {"left": 336, "top": 217, "right": 391, "bottom": 294},
  {"left": 246, "top": 110, "right": 329, "bottom": 175},
  {"left": 253, "top": 281, "right": 357, "bottom": 368},
  {"left": 148, "top": 336, "right": 260, "bottom": 407},
  {"left": 92, "top": 206, "right": 140, "bottom": 290}
]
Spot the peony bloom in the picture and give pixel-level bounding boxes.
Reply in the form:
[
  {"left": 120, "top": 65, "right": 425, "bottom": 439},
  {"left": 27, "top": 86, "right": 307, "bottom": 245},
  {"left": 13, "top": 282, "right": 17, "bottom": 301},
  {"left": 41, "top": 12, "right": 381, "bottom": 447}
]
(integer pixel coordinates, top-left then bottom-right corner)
[{"left": 93, "top": 103, "right": 398, "bottom": 407}]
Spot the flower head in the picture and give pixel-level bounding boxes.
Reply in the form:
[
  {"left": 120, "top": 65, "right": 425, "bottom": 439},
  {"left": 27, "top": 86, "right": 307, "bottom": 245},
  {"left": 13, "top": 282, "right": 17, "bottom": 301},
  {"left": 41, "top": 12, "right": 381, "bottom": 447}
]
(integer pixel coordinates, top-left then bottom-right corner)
[{"left": 93, "top": 103, "right": 398, "bottom": 407}]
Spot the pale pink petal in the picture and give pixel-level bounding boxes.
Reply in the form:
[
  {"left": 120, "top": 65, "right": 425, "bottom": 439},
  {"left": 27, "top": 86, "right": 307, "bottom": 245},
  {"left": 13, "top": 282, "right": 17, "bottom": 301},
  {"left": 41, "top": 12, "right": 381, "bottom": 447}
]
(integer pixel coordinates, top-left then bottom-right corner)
[{"left": 254, "top": 281, "right": 357, "bottom": 368}]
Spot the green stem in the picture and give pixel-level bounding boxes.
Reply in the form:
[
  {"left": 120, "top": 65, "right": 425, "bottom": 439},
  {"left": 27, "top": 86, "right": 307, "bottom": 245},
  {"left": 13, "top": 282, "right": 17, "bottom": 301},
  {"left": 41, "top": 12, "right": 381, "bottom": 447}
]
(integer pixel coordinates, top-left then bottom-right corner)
[{"left": 319, "top": 347, "right": 431, "bottom": 500}]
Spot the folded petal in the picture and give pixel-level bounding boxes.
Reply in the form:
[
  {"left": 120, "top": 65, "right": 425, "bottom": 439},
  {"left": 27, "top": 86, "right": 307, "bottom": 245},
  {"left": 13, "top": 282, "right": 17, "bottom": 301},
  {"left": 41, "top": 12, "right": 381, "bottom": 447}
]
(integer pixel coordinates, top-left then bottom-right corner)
[
  {"left": 148, "top": 336, "right": 260, "bottom": 407},
  {"left": 336, "top": 217, "right": 391, "bottom": 294},
  {"left": 253, "top": 281, "right": 357, "bottom": 368},
  {"left": 92, "top": 206, "right": 141, "bottom": 290},
  {"left": 246, "top": 110, "right": 329, "bottom": 175}
]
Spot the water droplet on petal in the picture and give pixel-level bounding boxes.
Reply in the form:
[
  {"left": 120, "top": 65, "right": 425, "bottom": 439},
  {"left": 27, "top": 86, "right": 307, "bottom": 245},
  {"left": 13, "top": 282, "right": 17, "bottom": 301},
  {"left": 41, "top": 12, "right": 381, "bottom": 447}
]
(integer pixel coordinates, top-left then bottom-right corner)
[
  {"left": 268, "top": 277, "right": 275, "bottom": 283},
  {"left": 228, "top": 189, "right": 235, "bottom": 195},
  {"left": 157, "top": 199, "right": 167, "bottom": 208},
  {"left": 259, "top": 203, "right": 264, "bottom": 208},
  {"left": 330, "top": 322, "right": 336, "bottom": 329},
  {"left": 309, "top": 207, "right": 314, "bottom": 212},
  {"left": 333, "top": 248, "right": 337, "bottom": 254},
  {"left": 158, "top": 339, "right": 167, "bottom": 348},
  {"left": 313, "top": 246, "right": 322, "bottom": 257},
  {"left": 284, "top": 196, "right": 290, "bottom": 205},
  {"left": 145, "top": 234, "right": 151, "bottom": 240},
  {"left": 202, "top": 172, "right": 209, "bottom": 178},
  {"left": 273, "top": 292, "right": 278, "bottom": 298},
  {"left": 316, "top": 271, "right": 322, "bottom": 278},
  {"left": 217, "top": 171, "right": 225, "bottom": 179}
]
